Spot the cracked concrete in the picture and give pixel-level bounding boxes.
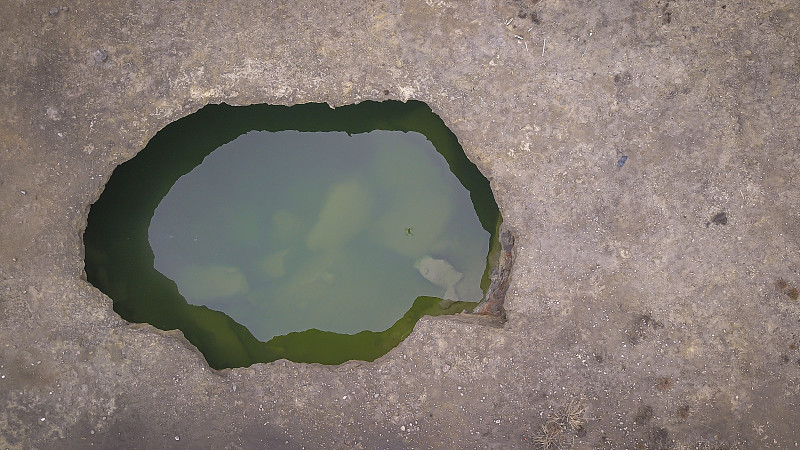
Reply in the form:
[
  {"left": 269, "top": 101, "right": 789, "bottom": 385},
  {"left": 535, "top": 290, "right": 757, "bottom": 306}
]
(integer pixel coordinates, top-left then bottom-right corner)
[{"left": 1, "top": 0, "right": 799, "bottom": 447}]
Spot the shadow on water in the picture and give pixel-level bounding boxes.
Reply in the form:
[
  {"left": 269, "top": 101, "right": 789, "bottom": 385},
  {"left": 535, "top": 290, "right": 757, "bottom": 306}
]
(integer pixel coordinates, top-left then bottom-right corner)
[{"left": 84, "top": 101, "right": 500, "bottom": 369}]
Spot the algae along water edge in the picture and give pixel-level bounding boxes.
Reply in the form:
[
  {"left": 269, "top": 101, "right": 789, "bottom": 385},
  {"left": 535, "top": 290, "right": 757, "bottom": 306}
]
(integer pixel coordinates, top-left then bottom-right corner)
[{"left": 83, "top": 101, "right": 501, "bottom": 369}]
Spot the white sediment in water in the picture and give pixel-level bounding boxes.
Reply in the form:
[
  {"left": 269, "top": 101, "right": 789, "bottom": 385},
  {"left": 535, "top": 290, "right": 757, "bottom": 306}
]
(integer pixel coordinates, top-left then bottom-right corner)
[{"left": 413, "top": 256, "right": 464, "bottom": 301}]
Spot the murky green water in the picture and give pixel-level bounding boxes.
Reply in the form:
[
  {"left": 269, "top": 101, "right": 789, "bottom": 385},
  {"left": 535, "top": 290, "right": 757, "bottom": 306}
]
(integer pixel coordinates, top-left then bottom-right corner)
[{"left": 84, "top": 101, "right": 501, "bottom": 369}]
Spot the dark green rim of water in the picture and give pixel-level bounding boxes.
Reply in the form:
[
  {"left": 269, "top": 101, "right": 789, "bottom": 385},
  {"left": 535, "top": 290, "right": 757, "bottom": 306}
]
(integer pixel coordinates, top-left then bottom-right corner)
[{"left": 84, "top": 100, "right": 501, "bottom": 369}]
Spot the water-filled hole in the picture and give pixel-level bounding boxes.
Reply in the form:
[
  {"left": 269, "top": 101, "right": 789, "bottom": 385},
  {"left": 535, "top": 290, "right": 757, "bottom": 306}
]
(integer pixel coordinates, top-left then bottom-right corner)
[{"left": 84, "top": 101, "right": 502, "bottom": 369}]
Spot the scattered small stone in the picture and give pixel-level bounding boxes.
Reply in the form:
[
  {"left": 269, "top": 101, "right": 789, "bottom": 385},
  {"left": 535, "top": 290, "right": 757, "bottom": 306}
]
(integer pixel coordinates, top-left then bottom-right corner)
[
  {"left": 20, "top": 190, "right": 27, "bottom": 195},
  {"left": 61, "top": 6, "right": 69, "bottom": 11},
  {"left": 93, "top": 49, "right": 108, "bottom": 63},
  {"left": 442, "top": 364, "right": 450, "bottom": 373},
  {"left": 46, "top": 106, "right": 61, "bottom": 120},
  {"left": 616, "top": 155, "right": 628, "bottom": 168},
  {"left": 174, "top": 436, "right": 180, "bottom": 441},
  {"left": 400, "top": 425, "right": 406, "bottom": 431},
  {"left": 49, "top": 7, "right": 59, "bottom": 15}
]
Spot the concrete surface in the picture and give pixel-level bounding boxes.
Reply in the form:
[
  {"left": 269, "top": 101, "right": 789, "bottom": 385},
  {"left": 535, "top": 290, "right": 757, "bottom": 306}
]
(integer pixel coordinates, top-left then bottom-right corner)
[{"left": 2, "top": 0, "right": 799, "bottom": 448}]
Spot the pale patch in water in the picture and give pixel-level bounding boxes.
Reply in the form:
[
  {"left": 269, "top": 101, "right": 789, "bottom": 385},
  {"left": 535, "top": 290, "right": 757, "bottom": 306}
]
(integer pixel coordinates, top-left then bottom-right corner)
[
  {"left": 258, "top": 249, "right": 291, "bottom": 278},
  {"left": 306, "top": 179, "right": 373, "bottom": 251},
  {"left": 414, "top": 256, "right": 463, "bottom": 300},
  {"left": 175, "top": 264, "right": 249, "bottom": 301}
]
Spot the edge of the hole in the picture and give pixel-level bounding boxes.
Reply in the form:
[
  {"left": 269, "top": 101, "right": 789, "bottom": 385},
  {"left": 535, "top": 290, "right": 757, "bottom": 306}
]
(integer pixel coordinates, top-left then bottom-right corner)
[{"left": 471, "top": 222, "right": 514, "bottom": 322}]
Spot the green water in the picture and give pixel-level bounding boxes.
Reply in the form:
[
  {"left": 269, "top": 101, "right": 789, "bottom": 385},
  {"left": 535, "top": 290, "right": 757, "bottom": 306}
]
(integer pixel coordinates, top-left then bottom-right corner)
[{"left": 84, "top": 101, "right": 501, "bottom": 369}]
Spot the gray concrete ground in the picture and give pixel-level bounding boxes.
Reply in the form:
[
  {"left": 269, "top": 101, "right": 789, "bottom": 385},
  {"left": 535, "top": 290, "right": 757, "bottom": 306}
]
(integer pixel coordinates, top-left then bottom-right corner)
[{"left": 2, "top": 0, "right": 799, "bottom": 448}]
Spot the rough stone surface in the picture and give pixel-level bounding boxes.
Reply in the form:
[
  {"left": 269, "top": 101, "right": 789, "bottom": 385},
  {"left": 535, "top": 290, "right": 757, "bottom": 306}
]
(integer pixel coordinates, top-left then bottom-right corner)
[{"left": 1, "top": 0, "right": 799, "bottom": 448}]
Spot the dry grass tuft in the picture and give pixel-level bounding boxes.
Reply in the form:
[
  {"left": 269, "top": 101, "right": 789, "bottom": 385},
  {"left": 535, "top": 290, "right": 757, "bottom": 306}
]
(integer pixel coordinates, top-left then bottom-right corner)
[
  {"left": 533, "top": 397, "right": 587, "bottom": 449},
  {"left": 532, "top": 421, "right": 564, "bottom": 450}
]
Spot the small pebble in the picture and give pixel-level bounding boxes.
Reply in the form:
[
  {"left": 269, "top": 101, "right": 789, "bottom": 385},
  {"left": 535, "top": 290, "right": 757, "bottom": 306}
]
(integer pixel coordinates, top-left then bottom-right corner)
[
  {"left": 49, "top": 7, "right": 59, "bottom": 15},
  {"left": 20, "top": 190, "right": 27, "bottom": 195},
  {"left": 616, "top": 155, "right": 628, "bottom": 168},
  {"left": 93, "top": 49, "right": 108, "bottom": 63}
]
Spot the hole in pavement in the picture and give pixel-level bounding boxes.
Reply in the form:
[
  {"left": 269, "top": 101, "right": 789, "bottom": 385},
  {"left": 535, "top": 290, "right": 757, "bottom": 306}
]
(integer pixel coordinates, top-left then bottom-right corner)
[{"left": 83, "top": 100, "right": 508, "bottom": 369}]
